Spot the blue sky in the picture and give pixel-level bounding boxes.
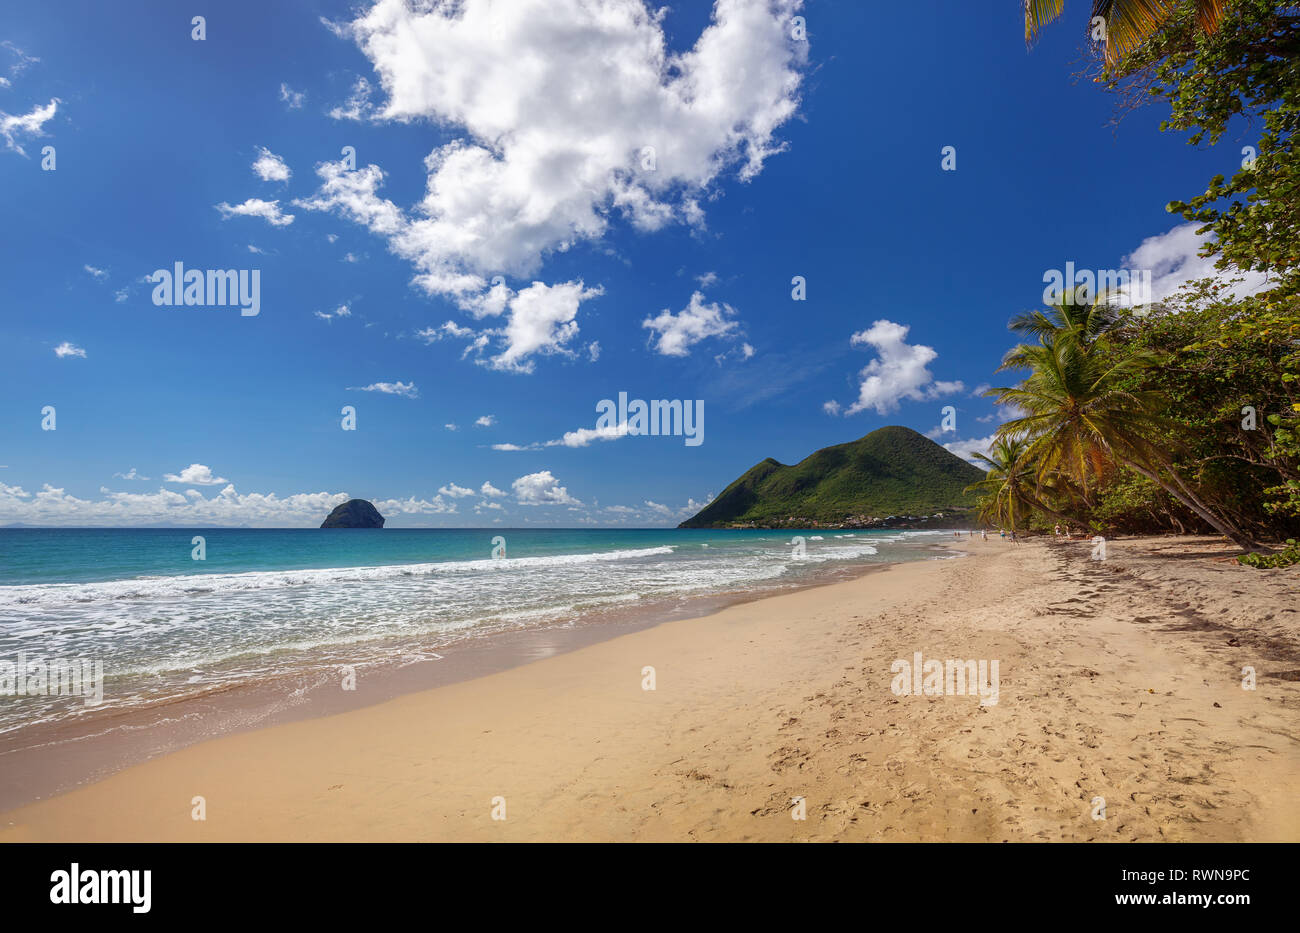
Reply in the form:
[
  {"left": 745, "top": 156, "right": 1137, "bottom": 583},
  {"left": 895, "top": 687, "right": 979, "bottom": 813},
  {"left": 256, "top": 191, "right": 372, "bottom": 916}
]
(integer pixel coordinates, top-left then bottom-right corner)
[{"left": 0, "top": 0, "right": 1253, "bottom": 527}]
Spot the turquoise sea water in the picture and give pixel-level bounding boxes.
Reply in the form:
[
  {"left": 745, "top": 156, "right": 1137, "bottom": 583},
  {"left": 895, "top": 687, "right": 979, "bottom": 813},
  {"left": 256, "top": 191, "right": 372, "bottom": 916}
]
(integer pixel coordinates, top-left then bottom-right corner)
[
  {"left": 0, "top": 527, "right": 949, "bottom": 734},
  {"left": 1, "top": 527, "right": 706, "bottom": 586}
]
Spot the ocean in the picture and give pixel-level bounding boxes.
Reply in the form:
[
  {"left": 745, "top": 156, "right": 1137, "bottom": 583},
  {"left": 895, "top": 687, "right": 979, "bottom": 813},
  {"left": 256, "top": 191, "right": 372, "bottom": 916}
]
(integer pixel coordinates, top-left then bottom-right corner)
[{"left": 0, "top": 527, "right": 952, "bottom": 739}]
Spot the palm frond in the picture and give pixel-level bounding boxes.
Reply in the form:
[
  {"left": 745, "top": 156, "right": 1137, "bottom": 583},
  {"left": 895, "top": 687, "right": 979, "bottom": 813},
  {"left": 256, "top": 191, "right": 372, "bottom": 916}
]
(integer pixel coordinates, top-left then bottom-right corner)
[
  {"left": 1028, "top": 1, "right": 1228, "bottom": 63},
  {"left": 1194, "top": 0, "right": 1225, "bottom": 35},
  {"left": 1025, "top": 0, "right": 1067, "bottom": 41}
]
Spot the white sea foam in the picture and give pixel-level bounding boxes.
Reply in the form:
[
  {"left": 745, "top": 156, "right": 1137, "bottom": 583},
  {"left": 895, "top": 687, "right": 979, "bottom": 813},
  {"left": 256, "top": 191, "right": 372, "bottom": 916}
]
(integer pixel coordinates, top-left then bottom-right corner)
[
  {"left": 0, "top": 545, "right": 677, "bottom": 609},
  {"left": 0, "top": 534, "right": 916, "bottom": 734},
  {"left": 798, "top": 544, "right": 878, "bottom": 562}
]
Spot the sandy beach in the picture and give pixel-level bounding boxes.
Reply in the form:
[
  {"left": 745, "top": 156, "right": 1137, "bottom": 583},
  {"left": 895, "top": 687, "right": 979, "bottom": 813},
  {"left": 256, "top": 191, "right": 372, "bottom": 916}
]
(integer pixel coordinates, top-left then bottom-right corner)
[{"left": 2, "top": 536, "right": 1296, "bottom": 842}]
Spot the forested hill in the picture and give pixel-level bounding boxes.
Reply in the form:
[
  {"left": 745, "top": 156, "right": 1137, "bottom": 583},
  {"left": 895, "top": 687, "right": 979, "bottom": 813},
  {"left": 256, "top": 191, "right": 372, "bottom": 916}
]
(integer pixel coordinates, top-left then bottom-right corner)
[{"left": 679, "top": 426, "right": 985, "bottom": 528}]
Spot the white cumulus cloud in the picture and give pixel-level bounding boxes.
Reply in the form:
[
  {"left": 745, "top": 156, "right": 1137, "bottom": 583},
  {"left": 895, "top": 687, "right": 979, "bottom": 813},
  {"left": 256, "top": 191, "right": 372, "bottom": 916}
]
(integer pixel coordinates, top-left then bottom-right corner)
[
  {"left": 0, "top": 482, "right": 460, "bottom": 527},
  {"left": 829, "top": 320, "right": 964, "bottom": 417},
  {"left": 492, "top": 281, "right": 603, "bottom": 372},
  {"left": 415, "top": 281, "right": 605, "bottom": 372},
  {"left": 938, "top": 433, "right": 999, "bottom": 468},
  {"left": 297, "top": 0, "right": 807, "bottom": 367},
  {"left": 162, "top": 463, "right": 229, "bottom": 486},
  {"left": 512, "top": 470, "right": 581, "bottom": 506},
  {"left": 643, "top": 291, "right": 740, "bottom": 357},
  {"left": 1123, "top": 221, "right": 1273, "bottom": 303},
  {"left": 438, "top": 482, "right": 475, "bottom": 498},
  {"left": 252, "top": 147, "right": 292, "bottom": 183}
]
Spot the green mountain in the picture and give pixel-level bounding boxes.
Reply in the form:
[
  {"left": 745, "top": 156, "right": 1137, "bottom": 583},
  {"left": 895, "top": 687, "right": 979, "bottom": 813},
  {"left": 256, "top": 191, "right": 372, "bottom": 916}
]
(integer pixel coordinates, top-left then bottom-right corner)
[{"left": 678, "top": 426, "right": 986, "bottom": 529}]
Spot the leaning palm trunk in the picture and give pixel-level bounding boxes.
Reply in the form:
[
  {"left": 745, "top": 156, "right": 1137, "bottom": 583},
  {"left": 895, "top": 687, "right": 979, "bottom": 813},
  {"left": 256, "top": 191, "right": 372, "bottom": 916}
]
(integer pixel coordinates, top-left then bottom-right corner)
[
  {"left": 992, "top": 319, "right": 1262, "bottom": 550},
  {"left": 1116, "top": 454, "right": 1260, "bottom": 550}
]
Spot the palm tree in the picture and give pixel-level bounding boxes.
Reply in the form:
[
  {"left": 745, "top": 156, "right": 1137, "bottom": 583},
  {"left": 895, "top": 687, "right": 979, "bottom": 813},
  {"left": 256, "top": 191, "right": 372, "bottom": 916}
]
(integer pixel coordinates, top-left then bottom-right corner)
[
  {"left": 965, "top": 436, "right": 1078, "bottom": 532},
  {"left": 991, "top": 332, "right": 1261, "bottom": 549},
  {"left": 966, "top": 436, "right": 1031, "bottom": 532},
  {"left": 1025, "top": 0, "right": 1226, "bottom": 64},
  {"left": 1007, "top": 285, "right": 1119, "bottom": 349}
]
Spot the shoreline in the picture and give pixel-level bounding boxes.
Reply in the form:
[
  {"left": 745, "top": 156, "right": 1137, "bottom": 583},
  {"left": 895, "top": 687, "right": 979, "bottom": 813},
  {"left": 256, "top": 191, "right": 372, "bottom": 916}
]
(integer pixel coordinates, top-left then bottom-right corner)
[
  {"left": 2, "top": 536, "right": 1295, "bottom": 842},
  {"left": 0, "top": 539, "right": 945, "bottom": 812}
]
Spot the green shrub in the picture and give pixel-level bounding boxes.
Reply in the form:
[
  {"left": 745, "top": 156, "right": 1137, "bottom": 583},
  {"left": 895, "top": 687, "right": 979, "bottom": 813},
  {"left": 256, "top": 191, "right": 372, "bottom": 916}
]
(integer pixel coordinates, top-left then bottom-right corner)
[{"left": 1238, "top": 540, "right": 1300, "bottom": 569}]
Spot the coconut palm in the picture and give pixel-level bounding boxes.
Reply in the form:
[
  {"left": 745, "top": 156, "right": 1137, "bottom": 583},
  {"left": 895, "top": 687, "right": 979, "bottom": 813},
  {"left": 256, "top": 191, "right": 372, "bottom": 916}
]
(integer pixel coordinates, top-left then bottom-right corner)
[
  {"left": 1007, "top": 285, "right": 1120, "bottom": 352},
  {"left": 991, "top": 332, "right": 1261, "bottom": 549},
  {"left": 1025, "top": 0, "right": 1226, "bottom": 64},
  {"left": 1008, "top": 284, "right": 1123, "bottom": 343},
  {"left": 965, "top": 436, "right": 1079, "bottom": 532},
  {"left": 966, "top": 436, "right": 1032, "bottom": 532}
]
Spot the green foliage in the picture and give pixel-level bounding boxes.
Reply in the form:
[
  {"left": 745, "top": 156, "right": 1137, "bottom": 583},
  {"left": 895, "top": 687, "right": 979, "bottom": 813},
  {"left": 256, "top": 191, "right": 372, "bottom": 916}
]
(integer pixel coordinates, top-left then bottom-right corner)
[
  {"left": 679, "top": 426, "right": 984, "bottom": 528},
  {"left": 1237, "top": 540, "right": 1300, "bottom": 568},
  {"left": 1085, "top": 469, "right": 1182, "bottom": 533},
  {"left": 1105, "top": 2, "right": 1300, "bottom": 295},
  {"left": 964, "top": 434, "right": 1081, "bottom": 533},
  {"left": 978, "top": 271, "right": 1300, "bottom": 548},
  {"left": 1110, "top": 284, "right": 1300, "bottom": 535},
  {"left": 980, "top": 3, "right": 1300, "bottom": 548}
]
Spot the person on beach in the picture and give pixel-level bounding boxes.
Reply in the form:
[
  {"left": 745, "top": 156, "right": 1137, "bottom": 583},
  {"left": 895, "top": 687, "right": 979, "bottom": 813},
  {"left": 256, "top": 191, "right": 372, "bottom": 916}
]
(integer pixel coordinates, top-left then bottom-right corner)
[
  {"left": 981, "top": 529, "right": 988, "bottom": 541},
  {"left": 999, "top": 529, "right": 1006, "bottom": 540},
  {"left": 1054, "top": 524, "right": 1061, "bottom": 537}
]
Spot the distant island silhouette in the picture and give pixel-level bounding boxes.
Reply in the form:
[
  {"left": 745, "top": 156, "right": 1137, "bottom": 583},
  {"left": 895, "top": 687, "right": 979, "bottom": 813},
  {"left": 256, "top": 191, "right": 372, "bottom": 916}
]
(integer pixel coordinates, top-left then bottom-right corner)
[{"left": 320, "top": 499, "right": 385, "bottom": 529}]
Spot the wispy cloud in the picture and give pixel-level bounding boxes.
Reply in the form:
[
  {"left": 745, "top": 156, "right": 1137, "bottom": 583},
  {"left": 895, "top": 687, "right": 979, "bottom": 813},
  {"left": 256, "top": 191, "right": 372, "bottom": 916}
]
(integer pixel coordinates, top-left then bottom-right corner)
[
  {"left": 54, "top": 341, "right": 86, "bottom": 359},
  {"left": 215, "top": 198, "right": 294, "bottom": 227},
  {"left": 2, "top": 41, "right": 40, "bottom": 83},
  {"left": 1, "top": 98, "right": 58, "bottom": 156},
  {"left": 327, "top": 76, "right": 377, "bottom": 121},
  {"left": 314, "top": 303, "right": 352, "bottom": 322},
  {"left": 279, "top": 82, "right": 305, "bottom": 109},
  {"left": 492, "top": 420, "right": 628, "bottom": 452},
  {"left": 348, "top": 381, "right": 419, "bottom": 399}
]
